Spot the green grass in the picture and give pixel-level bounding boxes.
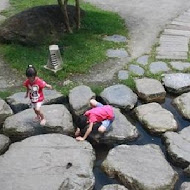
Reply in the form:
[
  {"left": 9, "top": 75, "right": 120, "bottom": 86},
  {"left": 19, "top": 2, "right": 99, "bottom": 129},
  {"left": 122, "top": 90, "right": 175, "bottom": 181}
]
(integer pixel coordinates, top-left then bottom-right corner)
[{"left": 0, "top": 0, "right": 128, "bottom": 95}]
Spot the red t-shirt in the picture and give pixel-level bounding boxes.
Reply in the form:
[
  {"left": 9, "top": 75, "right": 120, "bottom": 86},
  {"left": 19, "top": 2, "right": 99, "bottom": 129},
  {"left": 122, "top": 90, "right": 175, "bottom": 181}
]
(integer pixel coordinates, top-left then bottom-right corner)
[
  {"left": 23, "top": 77, "right": 46, "bottom": 103},
  {"left": 84, "top": 105, "right": 114, "bottom": 123}
]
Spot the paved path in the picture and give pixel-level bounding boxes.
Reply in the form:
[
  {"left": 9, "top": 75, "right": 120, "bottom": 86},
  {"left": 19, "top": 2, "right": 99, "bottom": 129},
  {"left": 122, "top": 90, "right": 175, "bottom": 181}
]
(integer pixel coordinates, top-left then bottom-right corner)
[{"left": 85, "top": 0, "right": 190, "bottom": 58}]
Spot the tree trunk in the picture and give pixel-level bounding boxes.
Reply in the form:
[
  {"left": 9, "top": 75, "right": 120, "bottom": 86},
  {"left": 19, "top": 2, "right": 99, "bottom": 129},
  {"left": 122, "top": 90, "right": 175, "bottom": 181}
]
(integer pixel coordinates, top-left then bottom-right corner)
[
  {"left": 75, "top": 0, "right": 80, "bottom": 30},
  {"left": 57, "top": 0, "right": 72, "bottom": 33}
]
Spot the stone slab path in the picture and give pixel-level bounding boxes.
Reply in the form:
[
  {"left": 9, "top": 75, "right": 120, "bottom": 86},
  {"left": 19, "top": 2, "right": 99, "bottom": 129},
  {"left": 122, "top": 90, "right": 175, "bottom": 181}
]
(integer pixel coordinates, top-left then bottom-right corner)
[
  {"left": 84, "top": 0, "right": 190, "bottom": 58},
  {"left": 156, "top": 8, "right": 190, "bottom": 60}
]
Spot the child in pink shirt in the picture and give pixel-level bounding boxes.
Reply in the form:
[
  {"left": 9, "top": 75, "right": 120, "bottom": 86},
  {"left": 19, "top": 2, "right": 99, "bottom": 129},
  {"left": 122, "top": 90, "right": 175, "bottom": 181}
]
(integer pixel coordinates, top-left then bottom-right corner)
[
  {"left": 75, "top": 99, "right": 115, "bottom": 141},
  {"left": 24, "top": 65, "right": 52, "bottom": 125}
]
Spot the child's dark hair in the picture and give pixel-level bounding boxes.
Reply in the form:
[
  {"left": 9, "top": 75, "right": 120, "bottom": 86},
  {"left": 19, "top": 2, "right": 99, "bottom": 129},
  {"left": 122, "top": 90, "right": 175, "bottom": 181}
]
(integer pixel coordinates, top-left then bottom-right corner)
[
  {"left": 77, "top": 115, "right": 88, "bottom": 129},
  {"left": 26, "top": 65, "right": 37, "bottom": 77}
]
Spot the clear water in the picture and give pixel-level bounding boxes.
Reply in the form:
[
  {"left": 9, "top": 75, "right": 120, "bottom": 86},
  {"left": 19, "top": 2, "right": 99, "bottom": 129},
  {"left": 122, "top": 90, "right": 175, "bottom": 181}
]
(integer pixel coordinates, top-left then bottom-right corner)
[{"left": 93, "top": 96, "right": 190, "bottom": 190}]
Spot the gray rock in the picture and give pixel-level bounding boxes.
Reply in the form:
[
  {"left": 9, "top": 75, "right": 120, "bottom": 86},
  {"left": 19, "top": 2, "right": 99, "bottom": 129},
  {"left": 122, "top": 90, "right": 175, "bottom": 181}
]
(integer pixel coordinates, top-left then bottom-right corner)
[
  {"left": 3, "top": 104, "right": 74, "bottom": 140},
  {"left": 118, "top": 70, "right": 129, "bottom": 80},
  {"left": 184, "top": 165, "right": 190, "bottom": 176},
  {"left": 170, "top": 61, "right": 190, "bottom": 71},
  {"left": 69, "top": 85, "right": 95, "bottom": 115},
  {"left": 0, "top": 134, "right": 10, "bottom": 154},
  {"left": 103, "top": 35, "right": 127, "bottom": 43},
  {"left": 128, "top": 64, "right": 144, "bottom": 76},
  {"left": 91, "top": 108, "right": 139, "bottom": 144},
  {"left": 6, "top": 90, "right": 65, "bottom": 113},
  {"left": 0, "top": 5, "right": 84, "bottom": 45},
  {"left": 0, "top": 134, "right": 95, "bottom": 190},
  {"left": 0, "top": 98, "right": 13, "bottom": 127},
  {"left": 136, "top": 55, "right": 149, "bottom": 66},
  {"left": 101, "top": 184, "right": 128, "bottom": 190},
  {"left": 149, "top": 61, "right": 170, "bottom": 74},
  {"left": 162, "top": 73, "right": 190, "bottom": 94},
  {"left": 106, "top": 48, "right": 128, "bottom": 58},
  {"left": 163, "top": 126, "right": 190, "bottom": 168},
  {"left": 134, "top": 103, "right": 178, "bottom": 134},
  {"left": 135, "top": 78, "right": 166, "bottom": 102},
  {"left": 173, "top": 92, "right": 190, "bottom": 119},
  {"left": 100, "top": 84, "right": 138, "bottom": 110},
  {"left": 102, "top": 144, "right": 178, "bottom": 190},
  {"left": 180, "top": 182, "right": 190, "bottom": 190}
]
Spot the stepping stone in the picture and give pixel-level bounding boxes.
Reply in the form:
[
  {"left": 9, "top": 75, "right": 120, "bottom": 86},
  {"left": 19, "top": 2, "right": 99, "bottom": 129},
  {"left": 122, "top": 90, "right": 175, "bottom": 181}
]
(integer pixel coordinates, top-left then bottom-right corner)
[
  {"left": 171, "top": 21, "right": 190, "bottom": 28},
  {"left": 100, "top": 84, "right": 138, "bottom": 110},
  {"left": 0, "top": 98, "right": 13, "bottom": 127},
  {"left": 101, "top": 184, "right": 128, "bottom": 190},
  {"left": 173, "top": 92, "right": 190, "bottom": 119},
  {"left": 149, "top": 61, "right": 170, "bottom": 74},
  {"left": 0, "top": 134, "right": 10, "bottom": 154},
  {"left": 3, "top": 104, "right": 74, "bottom": 141},
  {"left": 162, "top": 73, "right": 190, "bottom": 94},
  {"left": 180, "top": 182, "right": 190, "bottom": 190},
  {"left": 163, "top": 29, "right": 190, "bottom": 37},
  {"left": 128, "top": 64, "right": 144, "bottom": 76},
  {"left": 170, "top": 61, "right": 190, "bottom": 71},
  {"left": 103, "top": 34, "right": 127, "bottom": 43},
  {"left": 163, "top": 126, "right": 190, "bottom": 168},
  {"left": 6, "top": 90, "right": 65, "bottom": 113},
  {"left": 136, "top": 55, "right": 149, "bottom": 65},
  {"left": 0, "top": 134, "right": 95, "bottom": 190},
  {"left": 134, "top": 103, "right": 177, "bottom": 134},
  {"left": 167, "top": 24, "right": 190, "bottom": 31},
  {"left": 106, "top": 48, "right": 128, "bottom": 58},
  {"left": 135, "top": 78, "right": 166, "bottom": 102},
  {"left": 102, "top": 144, "right": 178, "bottom": 190},
  {"left": 92, "top": 108, "right": 139, "bottom": 144},
  {"left": 118, "top": 70, "right": 129, "bottom": 80},
  {"left": 69, "top": 85, "right": 95, "bottom": 115}
]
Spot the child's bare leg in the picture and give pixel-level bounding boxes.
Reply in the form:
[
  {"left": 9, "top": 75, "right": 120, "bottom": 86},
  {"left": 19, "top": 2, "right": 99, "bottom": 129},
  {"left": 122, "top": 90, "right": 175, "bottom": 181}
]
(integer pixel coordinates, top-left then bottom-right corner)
[
  {"left": 98, "top": 125, "right": 106, "bottom": 133},
  {"left": 34, "top": 108, "right": 46, "bottom": 125}
]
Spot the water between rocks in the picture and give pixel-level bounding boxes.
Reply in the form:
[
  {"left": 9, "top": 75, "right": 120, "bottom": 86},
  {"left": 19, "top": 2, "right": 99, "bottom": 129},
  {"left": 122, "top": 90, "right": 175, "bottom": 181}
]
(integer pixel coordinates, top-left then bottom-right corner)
[{"left": 93, "top": 95, "right": 190, "bottom": 190}]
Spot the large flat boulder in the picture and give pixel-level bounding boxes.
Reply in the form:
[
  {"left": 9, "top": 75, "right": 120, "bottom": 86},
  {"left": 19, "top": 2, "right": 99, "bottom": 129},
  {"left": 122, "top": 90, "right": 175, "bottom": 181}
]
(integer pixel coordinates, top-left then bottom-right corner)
[
  {"left": 100, "top": 84, "right": 138, "bottom": 110},
  {"left": 102, "top": 144, "right": 178, "bottom": 190},
  {"left": 0, "top": 134, "right": 95, "bottom": 190},
  {"left": 134, "top": 102, "right": 178, "bottom": 134},
  {"left": 6, "top": 90, "right": 65, "bottom": 113},
  {"left": 3, "top": 104, "right": 74, "bottom": 140},
  {"left": 162, "top": 126, "right": 190, "bottom": 168}
]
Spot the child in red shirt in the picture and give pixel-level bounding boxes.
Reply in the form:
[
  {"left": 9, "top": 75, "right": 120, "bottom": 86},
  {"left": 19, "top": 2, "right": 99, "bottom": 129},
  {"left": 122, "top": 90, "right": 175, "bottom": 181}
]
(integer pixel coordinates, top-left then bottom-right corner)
[
  {"left": 23, "top": 65, "right": 52, "bottom": 125},
  {"left": 75, "top": 99, "right": 115, "bottom": 141}
]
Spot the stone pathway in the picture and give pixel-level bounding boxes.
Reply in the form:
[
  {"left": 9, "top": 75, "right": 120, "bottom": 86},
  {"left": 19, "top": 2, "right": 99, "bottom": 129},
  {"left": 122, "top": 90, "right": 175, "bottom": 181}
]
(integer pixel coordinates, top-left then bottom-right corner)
[{"left": 156, "top": 8, "right": 190, "bottom": 60}]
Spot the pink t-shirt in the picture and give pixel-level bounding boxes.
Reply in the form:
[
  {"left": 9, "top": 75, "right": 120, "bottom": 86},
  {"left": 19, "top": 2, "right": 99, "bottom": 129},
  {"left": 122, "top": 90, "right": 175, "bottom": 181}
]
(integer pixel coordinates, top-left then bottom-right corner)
[
  {"left": 23, "top": 77, "right": 46, "bottom": 103},
  {"left": 84, "top": 105, "right": 114, "bottom": 123}
]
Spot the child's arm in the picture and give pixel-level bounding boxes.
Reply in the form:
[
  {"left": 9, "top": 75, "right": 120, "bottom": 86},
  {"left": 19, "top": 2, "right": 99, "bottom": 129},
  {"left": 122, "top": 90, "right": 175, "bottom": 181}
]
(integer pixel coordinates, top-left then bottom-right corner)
[
  {"left": 75, "top": 127, "right": 81, "bottom": 137},
  {"left": 76, "top": 122, "right": 93, "bottom": 141},
  {"left": 25, "top": 89, "right": 29, "bottom": 98},
  {"left": 45, "top": 83, "right": 52, "bottom": 89}
]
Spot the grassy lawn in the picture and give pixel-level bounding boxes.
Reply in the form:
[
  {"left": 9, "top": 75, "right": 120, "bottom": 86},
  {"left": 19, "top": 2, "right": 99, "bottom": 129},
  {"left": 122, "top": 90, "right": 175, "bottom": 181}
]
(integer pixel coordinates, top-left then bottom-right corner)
[{"left": 0, "top": 0, "right": 128, "bottom": 96}]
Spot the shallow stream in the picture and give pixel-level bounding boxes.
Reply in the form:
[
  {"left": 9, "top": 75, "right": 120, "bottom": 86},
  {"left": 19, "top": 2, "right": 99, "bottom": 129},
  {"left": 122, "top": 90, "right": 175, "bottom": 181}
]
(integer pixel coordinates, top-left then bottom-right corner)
[{"left": 93, "top": 95, "right": 190, "bottom": 190}]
